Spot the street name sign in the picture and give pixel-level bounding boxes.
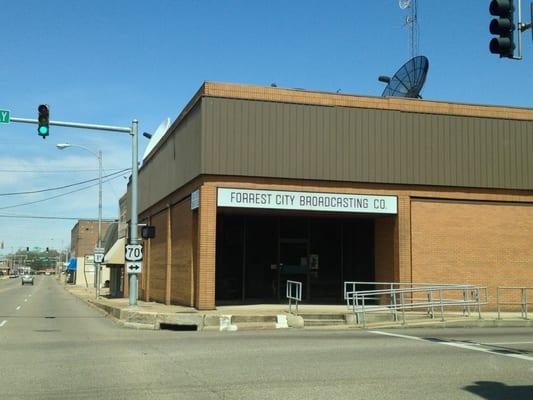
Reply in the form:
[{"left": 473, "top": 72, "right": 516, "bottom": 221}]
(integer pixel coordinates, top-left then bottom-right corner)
[
  {"left": 0, "top": 109, "right": 10, "bottom": 124},
  {"left": 126, "top": 261, "right": 142, "bottom": 274},
  {"left": 125, "top": 244, "right": 143, "bottom": 261}
]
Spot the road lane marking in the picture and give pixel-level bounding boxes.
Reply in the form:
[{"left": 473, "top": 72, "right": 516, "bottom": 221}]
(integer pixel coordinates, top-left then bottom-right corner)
[
  {"left": 370, "top": 330, "right": 533, "bottom": 362},
  {"left": 16, "top": 306, "right": 21, "bottom": 310},
  {"left": 24, "top": 299, "right": 28, "bottom": 302},
  {"left": 483, "top": 341, "right": 533, "bottom": 345},
  {"left": 0, "top": 320, "right": 6, "bottom": 327}
]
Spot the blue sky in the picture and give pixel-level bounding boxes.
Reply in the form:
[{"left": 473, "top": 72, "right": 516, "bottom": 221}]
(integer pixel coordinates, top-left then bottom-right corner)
[{"left": 1, "top": 0, "right": 532, "bottom": 254}]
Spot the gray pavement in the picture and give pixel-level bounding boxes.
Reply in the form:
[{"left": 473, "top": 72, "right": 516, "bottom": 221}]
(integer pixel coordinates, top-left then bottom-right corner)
[{"left": 1, "top": 277, "right": 533, "bottom": 399}]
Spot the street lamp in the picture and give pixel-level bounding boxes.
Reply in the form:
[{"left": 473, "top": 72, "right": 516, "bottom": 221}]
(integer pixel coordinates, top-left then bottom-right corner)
[{"left": 56, "top": 143, "right": 103, "bottom": 299}]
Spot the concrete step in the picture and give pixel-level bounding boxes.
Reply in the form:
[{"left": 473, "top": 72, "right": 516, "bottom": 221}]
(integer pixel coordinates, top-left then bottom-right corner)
[
  {"left": 231, "top": 315, "right": 277, "bottom": 324},
  {"left": 299, "top": 313, "right": 347, "bottom": 320},
  {"left": 233, "top": 322, "right": 277, "bottom": 331},
  {"left": 304, "top": 319, "right": 346, "bottom": 327}
]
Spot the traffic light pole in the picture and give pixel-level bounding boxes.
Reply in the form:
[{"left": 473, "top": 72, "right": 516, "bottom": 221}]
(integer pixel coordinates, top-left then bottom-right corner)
[{"left": 8, "top": 116, "right": 140, "bottom": 307}]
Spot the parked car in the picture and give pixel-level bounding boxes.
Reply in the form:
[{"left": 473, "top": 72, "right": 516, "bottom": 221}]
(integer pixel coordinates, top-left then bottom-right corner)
[{"left": 21, "top": 274, "right": 34, "bottom": 285}]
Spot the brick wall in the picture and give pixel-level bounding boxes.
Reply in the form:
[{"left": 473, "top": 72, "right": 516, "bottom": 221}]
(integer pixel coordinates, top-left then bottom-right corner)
[
  {"left": 170, "top": 199, "right": 195, "bottom": 306},
  {"left": 71, "top": 220, "right": 113, "bottom": 258},
  {"left": 411, "top": 199, "right": 533, "bottom": 308},
  {"left": 139, "top": 175, "right": 533, "bottom": 310},
  {"left": 149, "top": 211, "right": 167, "bottom": 303}
]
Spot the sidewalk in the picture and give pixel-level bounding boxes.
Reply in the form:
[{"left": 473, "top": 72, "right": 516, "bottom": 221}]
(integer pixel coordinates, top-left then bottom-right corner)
[{"left": 63, "top": 284, "right": 533, "bottom": 332}]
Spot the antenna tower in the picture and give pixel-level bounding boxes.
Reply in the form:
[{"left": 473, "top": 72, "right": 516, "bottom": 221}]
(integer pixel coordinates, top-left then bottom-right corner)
[{"left": 399, "top": 0, "right": 419, "bottom": 58}]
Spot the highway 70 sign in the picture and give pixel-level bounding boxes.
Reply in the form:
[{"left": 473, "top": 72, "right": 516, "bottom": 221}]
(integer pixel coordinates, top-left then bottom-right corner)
[
  {"left": 125, "top": 244, "right": 143, "bottom": 274},
  {"left": 125, "top": 244, "right": 143, "bottom": 261}
]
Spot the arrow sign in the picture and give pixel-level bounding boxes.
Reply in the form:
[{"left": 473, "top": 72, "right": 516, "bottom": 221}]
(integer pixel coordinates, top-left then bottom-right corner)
[{"left": 126, "top": 261, "right": 142, "bottom": 274}]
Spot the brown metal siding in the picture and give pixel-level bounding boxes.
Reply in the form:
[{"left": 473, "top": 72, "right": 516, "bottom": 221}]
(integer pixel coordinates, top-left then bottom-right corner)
[
  {"left": 202, "top": 97, "right": 533, "bottom": 190},
  {"left": 137, "top": 103, "right": 202, "bottom": 214}
]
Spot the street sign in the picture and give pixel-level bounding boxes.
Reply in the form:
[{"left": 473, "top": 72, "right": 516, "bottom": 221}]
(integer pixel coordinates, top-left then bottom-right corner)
[
  {"left": 126, "top": 261, "right": 142, "bottom": 274},
  {"left": 125, "top": 244, "right": 143, "bottom": 262},
  {"left": 0, "top": 109, "right": 10, "bottom": 124},
  {"left": 94, "top": 253, "right": 104, "bottom": 263}
]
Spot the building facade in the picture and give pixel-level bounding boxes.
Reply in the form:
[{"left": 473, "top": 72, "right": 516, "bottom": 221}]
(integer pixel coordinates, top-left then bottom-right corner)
[
  {"left": 70, "top": 219, "right": 114, "bottom": 288},
  {"left": 131, "top": 82, "right": 533, "bottom": 310}
]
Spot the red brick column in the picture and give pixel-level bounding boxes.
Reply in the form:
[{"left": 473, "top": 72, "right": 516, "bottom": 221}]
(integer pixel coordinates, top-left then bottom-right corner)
[{"left": 195, "top": 185, "right": 217, "bottom": 310}]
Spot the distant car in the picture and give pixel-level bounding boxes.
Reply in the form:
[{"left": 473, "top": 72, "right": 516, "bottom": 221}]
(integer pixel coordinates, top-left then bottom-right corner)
[
  {"left": 21, "top": 274, "right": 34, "bottom": 285},
  {"left": 9, "top": 273, "right": 19, "bottom": 279}
]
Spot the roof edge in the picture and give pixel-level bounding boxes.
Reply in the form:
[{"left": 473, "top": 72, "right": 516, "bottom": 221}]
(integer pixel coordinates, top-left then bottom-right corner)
[{"left": 203, "top": 81, "right": 533, "bottom": 121}]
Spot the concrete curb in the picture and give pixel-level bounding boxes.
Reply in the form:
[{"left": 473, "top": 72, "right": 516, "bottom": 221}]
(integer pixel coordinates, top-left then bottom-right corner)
[{"left": 64, "top": 286, "right": 533, "bottom": 332}]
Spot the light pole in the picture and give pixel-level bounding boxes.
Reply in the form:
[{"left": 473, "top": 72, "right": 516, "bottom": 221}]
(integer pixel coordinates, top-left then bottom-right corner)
[{"left": 56, "top": 143, "right": 103, "bottom": 298}]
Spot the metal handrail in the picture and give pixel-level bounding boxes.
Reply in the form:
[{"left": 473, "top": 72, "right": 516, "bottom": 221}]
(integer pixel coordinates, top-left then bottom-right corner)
[
  {"left": 343, "top": 281, "right": 479, "bottom": 307},
  {"left": 286, "top": 280, "right": 302, "bottom": 315},
  {"left": 348, "top": 284, "right": 488, "bottom": 327},
  {"left": 496, "top": 286, "right": 533, "bottom": 320}
]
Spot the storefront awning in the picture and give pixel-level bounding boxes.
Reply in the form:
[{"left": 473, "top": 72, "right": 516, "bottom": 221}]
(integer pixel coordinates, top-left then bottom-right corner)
[
  {"left": 104, "top": 237, "right": 125, "bottom": 265},
  {"left": 66, "top": 258, "right": 77, "bottom": 271}
]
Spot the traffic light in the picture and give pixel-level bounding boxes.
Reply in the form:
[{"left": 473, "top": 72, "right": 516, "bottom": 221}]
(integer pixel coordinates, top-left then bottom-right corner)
[
  {"left": 489, "top": 0, "right": 516, "bottom": 58},
  {"left": 37, "top": 104, "right": 50, "bottom": 138}
]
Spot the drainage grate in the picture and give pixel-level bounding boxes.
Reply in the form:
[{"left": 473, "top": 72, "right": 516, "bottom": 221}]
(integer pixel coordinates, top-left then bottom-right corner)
[
  {"left": 34, "top": 329, "right": 60, "bottom": 332},
  {"left": 159, "top": 323, "right": 197, "bottom": 331},
  {"left": 44, "top": 316, "right": 56, "bottom": 319}
]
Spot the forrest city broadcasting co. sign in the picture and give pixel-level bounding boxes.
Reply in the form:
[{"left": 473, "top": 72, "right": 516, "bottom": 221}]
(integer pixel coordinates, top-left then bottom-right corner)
[{"left": 217, "top": 188, "right": 397, "bottom": 214}]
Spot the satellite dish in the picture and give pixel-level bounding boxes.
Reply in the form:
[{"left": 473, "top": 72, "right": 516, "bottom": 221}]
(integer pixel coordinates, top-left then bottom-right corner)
[
  {"left": 142, "top": 118, "right": 171, "bottom": 162},
  {"left": 379, "top": 55, "right": 429, "bottom": 99},
  {"left": 399, "top": 0, "right": 411, "bottom": 9}
]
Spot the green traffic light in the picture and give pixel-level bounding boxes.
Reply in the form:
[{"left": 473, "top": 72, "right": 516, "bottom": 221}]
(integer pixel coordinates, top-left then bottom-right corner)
[{"left": 38, "top": 126, "right": 49, "bottom": 135}]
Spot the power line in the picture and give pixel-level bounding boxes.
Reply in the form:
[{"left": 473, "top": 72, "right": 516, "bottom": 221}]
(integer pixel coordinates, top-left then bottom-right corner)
[
  {"left": 0, "top": 214, "right": 118, "bottom": 221},
  {"left": 0, "top": 168, "right": 130, "bottom": 196},
  {"left": 0, "top": 172, "right": 126, "bottom": 210},
  {"left": 0, "top": 167, "right": 129, "bottom": 173}
]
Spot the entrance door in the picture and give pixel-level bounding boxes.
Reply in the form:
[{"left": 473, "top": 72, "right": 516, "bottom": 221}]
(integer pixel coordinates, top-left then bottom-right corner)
[{"left": 278, "top": 240, "right": 309, "bottom": 301}]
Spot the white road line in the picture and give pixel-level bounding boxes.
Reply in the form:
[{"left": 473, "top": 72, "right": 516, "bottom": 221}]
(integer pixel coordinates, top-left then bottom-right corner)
[
  {"left": 16, "top": 306, "right": 21, "bottom": 310},
  {"left": 370, "top": 330, "right": 533, "bottom": 362},
  {"left": 0, "top": 320, "right": 6, "bottom": 327},
  {"left": 24, "top": 299, "right": 28, "bottom": 302},
  {"left": 483, "top": 341, "right": 533, "bottom": 345}
]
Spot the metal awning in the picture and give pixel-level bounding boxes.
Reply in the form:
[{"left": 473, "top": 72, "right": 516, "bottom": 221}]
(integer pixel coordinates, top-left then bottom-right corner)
[
  {"left": 66, "top": 258, "right": 77, "bottom": 271},
  {"left": 104, "top": 237, "right": 125, "bottom": 266}
]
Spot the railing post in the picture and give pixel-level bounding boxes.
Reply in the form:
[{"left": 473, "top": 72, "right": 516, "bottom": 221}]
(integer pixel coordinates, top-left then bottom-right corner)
[
  {"left": 524, "top": 288, "right": 527, "bottom": 319},
  {"left": 439, "top": 289, "right": 445, "bottom": 322},
  {"left": 400, "top": 291, "right": 406, "bottom": 325},
  {"left": 497, "top": 287, "right": 501, "bottom": 320},
  {"left": 463, "top": 289, "right": 471, "bottom": 317},
  {"left": 362, "top": 295, "right": 366, "bottom": 328},
  {"left": 521, "top": 288, "right": 526, "bottom": 319},
  {"left": 476, "top": 288, "right": 482, "bottom": 319},
  {"left": 428, "top": 291, "right": 434, "bottom": 319},
  {"left": 391, "top": 289, "right": 398, "bottom": 321}
]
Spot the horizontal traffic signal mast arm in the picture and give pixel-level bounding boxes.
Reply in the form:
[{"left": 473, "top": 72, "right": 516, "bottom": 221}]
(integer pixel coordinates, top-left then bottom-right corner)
[{"left": 9, "top": 117, "right": 132, "bottom": 133}]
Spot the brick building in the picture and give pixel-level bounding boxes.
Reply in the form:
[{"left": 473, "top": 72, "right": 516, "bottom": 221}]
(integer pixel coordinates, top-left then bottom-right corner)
[
  {"left": 70, "top": 219, "right": 115, "bottom": 287},
  {"left": 129, "top": 82, "right": 533, "bottom": 310}
]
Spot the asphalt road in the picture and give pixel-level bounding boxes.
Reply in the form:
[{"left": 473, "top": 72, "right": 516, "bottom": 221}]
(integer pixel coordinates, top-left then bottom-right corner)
[{"left": 0, "top": 276, "right": 532, "bottom": 400}]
